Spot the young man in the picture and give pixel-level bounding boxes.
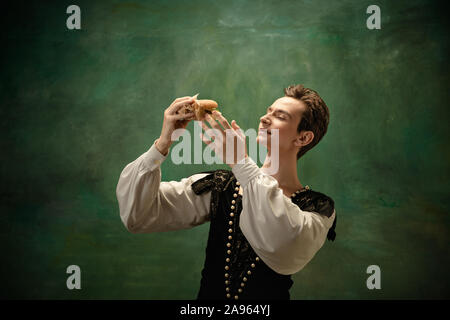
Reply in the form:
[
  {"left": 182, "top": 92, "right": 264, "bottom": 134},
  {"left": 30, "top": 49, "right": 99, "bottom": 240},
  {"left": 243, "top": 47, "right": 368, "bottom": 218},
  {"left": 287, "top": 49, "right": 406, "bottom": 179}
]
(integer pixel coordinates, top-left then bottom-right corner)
[{"left": 116, "top": 84, "right": 337, "bottom": 300}]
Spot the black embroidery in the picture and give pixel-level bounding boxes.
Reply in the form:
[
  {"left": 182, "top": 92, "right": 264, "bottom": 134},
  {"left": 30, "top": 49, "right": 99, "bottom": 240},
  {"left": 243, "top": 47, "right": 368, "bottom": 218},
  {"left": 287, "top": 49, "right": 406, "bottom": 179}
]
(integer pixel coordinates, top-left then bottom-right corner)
[
  {"left": 327, "top": 215, "right": 337, "bottom": 241},
  {"left": 291, "top": 190, "right": 335, "bottom": 218},
  {"left": 191, "top": 169, "right": 236, "bottom": 193},
  {"left": 192, "top": 170, "right": 235, "bottom": 219},
  {"left": 291, "top": 190, "right": 337, "bottom": 242},
  {"left": 191, "top": 170, "right": 217, "bottom": 195}
]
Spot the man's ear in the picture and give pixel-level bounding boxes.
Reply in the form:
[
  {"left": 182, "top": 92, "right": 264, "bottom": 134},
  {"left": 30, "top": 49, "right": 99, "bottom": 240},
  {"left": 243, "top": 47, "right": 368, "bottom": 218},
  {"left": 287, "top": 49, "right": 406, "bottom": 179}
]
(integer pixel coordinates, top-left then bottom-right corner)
[{"left": 294, "top": 131, "right": 314, "bottom": 147}]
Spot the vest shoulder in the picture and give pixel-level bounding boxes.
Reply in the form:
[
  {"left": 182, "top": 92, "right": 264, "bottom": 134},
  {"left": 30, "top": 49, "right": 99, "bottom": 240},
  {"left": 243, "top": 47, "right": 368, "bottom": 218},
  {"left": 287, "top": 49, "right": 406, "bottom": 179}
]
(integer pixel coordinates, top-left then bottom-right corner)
[
  {"left": 295, "top": 190, "right": 335, "bottom": 218},
  {"left": 191, "top": 169, "right": 234, "bottom": 194}
]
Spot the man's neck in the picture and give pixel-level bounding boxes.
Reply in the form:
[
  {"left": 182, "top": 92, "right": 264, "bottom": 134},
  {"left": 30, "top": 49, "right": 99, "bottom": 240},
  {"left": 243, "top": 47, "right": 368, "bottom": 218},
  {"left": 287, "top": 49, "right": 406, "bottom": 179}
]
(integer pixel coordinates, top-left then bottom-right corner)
[{"left": 261, "top": 150, "right": 303, "bottom": 193}]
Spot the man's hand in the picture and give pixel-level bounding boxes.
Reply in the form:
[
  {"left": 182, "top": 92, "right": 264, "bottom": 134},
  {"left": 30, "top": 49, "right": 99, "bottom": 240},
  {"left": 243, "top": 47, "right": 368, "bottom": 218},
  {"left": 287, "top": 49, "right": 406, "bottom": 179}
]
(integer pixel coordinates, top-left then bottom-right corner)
[
  {"left": 156, "top": 96, "right": 197, "bottom": 155},
  {"left": 200, "top": 111, "right": 247, "bottom": 167}
]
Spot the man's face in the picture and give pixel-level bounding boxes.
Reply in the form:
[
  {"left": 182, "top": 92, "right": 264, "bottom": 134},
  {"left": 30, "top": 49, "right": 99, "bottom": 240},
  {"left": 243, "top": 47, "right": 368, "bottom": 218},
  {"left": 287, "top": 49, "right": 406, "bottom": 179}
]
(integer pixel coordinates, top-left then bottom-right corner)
[{"left": 257, "top": 96, "right": 305, "bottom": 152}]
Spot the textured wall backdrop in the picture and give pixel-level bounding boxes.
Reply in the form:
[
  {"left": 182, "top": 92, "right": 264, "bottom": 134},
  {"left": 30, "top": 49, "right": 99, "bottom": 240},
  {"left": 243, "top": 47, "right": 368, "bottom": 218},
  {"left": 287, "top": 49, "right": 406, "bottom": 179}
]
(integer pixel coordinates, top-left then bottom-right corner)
[{"left": 0, "top": 0, "right": 449, "bottom": 299}]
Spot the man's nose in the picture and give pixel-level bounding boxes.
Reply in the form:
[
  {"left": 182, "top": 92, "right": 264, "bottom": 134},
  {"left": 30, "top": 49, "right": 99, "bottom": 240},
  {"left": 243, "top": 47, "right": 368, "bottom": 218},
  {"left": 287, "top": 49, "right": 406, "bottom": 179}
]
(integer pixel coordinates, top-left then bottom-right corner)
[{"left": 260, "top": 115, "right": 270, "bottom": 124}]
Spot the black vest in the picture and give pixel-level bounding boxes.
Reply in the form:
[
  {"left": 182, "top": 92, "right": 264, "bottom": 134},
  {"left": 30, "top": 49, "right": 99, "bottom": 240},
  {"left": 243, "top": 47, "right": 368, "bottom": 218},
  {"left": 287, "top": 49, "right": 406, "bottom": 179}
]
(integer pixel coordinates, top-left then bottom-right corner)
[{"left": 191, "top": 169, "right": 336, "bottom": 300}]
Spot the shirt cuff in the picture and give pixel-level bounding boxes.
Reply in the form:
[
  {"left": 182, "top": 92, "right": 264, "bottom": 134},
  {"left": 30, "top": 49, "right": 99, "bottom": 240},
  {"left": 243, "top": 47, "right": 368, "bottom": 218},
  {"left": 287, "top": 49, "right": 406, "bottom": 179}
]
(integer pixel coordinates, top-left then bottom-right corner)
[
  {"left": 231, "top": 156, "right": 262, "bottom": 188},
  {"left": 142, "top": 139, "right": 168, "bottom": 171}
]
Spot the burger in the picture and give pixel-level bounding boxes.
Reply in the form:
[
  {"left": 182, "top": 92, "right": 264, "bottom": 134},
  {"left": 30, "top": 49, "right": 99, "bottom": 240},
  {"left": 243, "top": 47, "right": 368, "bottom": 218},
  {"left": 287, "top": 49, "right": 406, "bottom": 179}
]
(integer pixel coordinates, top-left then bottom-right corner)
[{"left": 182, "top": 94, "right": 219, "bottom": 120}]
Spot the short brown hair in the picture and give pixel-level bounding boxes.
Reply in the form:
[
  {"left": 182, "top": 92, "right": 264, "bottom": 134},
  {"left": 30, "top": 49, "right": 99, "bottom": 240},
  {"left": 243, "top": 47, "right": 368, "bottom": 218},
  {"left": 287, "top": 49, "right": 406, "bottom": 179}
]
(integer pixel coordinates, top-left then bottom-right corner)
[{"left": 284, "top": 84, "right": 330, "bottom": 159}]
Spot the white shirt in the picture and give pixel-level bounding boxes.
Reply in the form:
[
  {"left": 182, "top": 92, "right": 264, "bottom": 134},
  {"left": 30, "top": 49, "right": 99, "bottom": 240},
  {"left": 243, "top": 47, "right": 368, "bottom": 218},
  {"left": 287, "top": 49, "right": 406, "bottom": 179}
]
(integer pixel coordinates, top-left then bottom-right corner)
[{"left": 116, "top": 140, "right": 336, "bottom": 275}]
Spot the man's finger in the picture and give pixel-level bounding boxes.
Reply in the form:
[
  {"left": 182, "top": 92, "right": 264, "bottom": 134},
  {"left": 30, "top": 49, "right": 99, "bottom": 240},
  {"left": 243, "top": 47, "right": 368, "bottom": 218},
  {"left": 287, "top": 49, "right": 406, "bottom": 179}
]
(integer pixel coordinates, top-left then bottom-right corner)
[
  {"left": 171, "top": 112, "right": 195, "bottom": 121},
  {"left": 200, "top": 120, "right": 210, "bottom": 132},
  {"left": 204, "top": 113, "right": 223, "bottom": 132},
  {"left": 212, "top": 111, "right": 232, "bottom": 130},
  {"left": 168, "top": 99, "right": 194, "bottom": 115},
  {"left": 232, "top": 120, "right": 245, "bottom": 138},
  {"left": 200, "top": 122, "right": 214, "bottom": 140},
  {"left": 172, "top": 96, "right": 193, "bottom": 104},
  {"left": 199, "top": 133, "right": 213, "bottom": 145},
  {"left": 171, "top": 93, "right": 198, "bottom": 106}
]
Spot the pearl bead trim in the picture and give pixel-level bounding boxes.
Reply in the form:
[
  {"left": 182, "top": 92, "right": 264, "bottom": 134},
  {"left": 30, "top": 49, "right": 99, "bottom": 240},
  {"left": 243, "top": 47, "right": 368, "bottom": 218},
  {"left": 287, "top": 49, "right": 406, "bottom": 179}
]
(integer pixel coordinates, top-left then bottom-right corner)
[{"left": 224, "top": 180, "right": 260, "bottom": 300}]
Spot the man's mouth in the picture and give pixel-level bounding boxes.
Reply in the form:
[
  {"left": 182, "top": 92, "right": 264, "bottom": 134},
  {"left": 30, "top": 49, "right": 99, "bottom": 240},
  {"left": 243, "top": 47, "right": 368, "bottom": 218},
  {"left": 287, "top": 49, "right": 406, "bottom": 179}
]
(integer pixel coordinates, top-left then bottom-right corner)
[{"left": 259, "top": 128, "right": 271, "bottom": 135}]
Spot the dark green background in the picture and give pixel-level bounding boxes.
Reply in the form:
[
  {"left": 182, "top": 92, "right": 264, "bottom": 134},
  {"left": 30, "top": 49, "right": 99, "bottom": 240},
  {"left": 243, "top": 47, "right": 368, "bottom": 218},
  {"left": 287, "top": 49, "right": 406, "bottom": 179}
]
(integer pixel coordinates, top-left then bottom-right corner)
[{"left": 1, "top": 0, "right": 449, "bottom": 299}]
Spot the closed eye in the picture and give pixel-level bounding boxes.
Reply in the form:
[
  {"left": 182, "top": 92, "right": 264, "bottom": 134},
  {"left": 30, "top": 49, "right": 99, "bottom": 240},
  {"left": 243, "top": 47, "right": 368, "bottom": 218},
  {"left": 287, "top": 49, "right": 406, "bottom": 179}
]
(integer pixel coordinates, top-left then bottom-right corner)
[
  {"left": 274, "top": 112, "right": 287, "bottom": 120},
  {"left": 266, "top": 107, "right": 290, "bottom": 120}
]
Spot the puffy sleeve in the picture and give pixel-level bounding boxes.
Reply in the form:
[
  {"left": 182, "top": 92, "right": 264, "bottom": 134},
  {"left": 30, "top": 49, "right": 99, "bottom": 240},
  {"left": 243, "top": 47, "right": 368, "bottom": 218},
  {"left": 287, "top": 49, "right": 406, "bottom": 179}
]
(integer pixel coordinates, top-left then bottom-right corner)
[
  {"left": 116, "top": 140, "right": 211, "bottom": 234},
  {"left": 232, "top": 156, "right": 336, "bottom": 275}
]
